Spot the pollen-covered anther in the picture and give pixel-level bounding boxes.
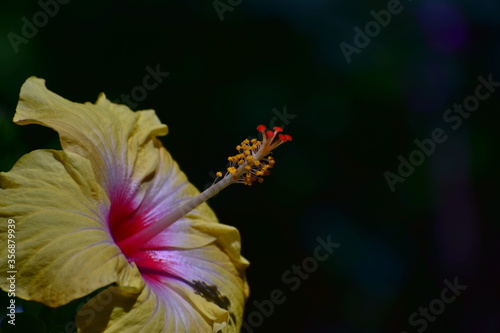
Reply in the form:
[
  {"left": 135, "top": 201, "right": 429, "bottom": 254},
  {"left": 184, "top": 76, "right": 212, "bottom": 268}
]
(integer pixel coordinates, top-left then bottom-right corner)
[{"left": 215, "top": 125, "right": 292, "bottom": 186}]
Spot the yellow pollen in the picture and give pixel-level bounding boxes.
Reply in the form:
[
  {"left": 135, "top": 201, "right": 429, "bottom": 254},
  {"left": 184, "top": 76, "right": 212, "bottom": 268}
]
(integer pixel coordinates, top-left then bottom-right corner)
[
  {"left": 211, "top": 125, "right": 291, "bottom": 186},
  {"left": 227, "top": 167, "right": 237, "bottom": 175}
]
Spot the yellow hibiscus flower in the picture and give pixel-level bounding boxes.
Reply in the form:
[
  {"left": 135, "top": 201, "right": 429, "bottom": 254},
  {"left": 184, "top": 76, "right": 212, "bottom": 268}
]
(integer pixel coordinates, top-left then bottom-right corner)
[{"left": 0, "top": 77, "right": 291, "bottom": 332}]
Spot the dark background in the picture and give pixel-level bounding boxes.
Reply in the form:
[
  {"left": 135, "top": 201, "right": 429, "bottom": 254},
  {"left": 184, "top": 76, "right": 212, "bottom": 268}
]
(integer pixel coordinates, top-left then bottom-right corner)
[{"left": 1, "top": 1, "right": 499, "bottom": 332}]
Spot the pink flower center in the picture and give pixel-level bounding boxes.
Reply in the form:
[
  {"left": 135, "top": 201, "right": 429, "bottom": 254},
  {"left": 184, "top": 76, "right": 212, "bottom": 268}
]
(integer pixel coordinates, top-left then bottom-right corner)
[{"left": 108, "top": 196, "right": 148, "bottom": 258}]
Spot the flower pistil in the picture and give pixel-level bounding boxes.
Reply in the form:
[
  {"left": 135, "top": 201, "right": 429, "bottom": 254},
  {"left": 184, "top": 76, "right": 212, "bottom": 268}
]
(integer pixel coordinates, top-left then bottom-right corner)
[{"left": 118, "top": 125, "right": 292, "bottom": 252}]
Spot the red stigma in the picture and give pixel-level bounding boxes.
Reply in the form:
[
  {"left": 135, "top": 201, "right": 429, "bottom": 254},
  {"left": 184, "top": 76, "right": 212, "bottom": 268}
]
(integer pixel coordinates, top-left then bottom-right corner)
[
  {"left": 266, "top": 130, "right": 274, "bottom": 138},
  {"left": 273, "top": 126, "right": 283, "bottom": 132},
  {"left": 278, "top": 134, "right": 292, "bottom": 142},
  {"left": 257, "top": 125, "right": 266, "bottom": 132}
]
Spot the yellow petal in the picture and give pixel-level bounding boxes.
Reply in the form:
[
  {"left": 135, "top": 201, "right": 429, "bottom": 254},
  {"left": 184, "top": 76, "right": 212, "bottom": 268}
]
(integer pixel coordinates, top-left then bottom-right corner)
[
  {"left": 77, "top": 243, "right": 246, "bottom": 333},
  {"left": 0, "top": 149, "right": 141, "bottom": 306},
  {"left": 14, "top": 77, "right": 168, "bottom": 198}
]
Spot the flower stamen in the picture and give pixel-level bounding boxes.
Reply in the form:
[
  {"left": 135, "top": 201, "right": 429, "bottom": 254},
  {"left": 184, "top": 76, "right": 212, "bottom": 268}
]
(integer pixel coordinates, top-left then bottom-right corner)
[
  {"left": 222, "top": 125, "right": 291, "bottom": 186},
  {"left": 118, "top": 125, "right": 292, "bottom": 251}
]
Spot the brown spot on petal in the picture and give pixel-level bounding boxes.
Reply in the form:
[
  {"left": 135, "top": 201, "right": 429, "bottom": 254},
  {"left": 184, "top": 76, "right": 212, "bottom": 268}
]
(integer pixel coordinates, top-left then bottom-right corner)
[{"left": 191, "top": 280, "right": 236, "bottom": 325}]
